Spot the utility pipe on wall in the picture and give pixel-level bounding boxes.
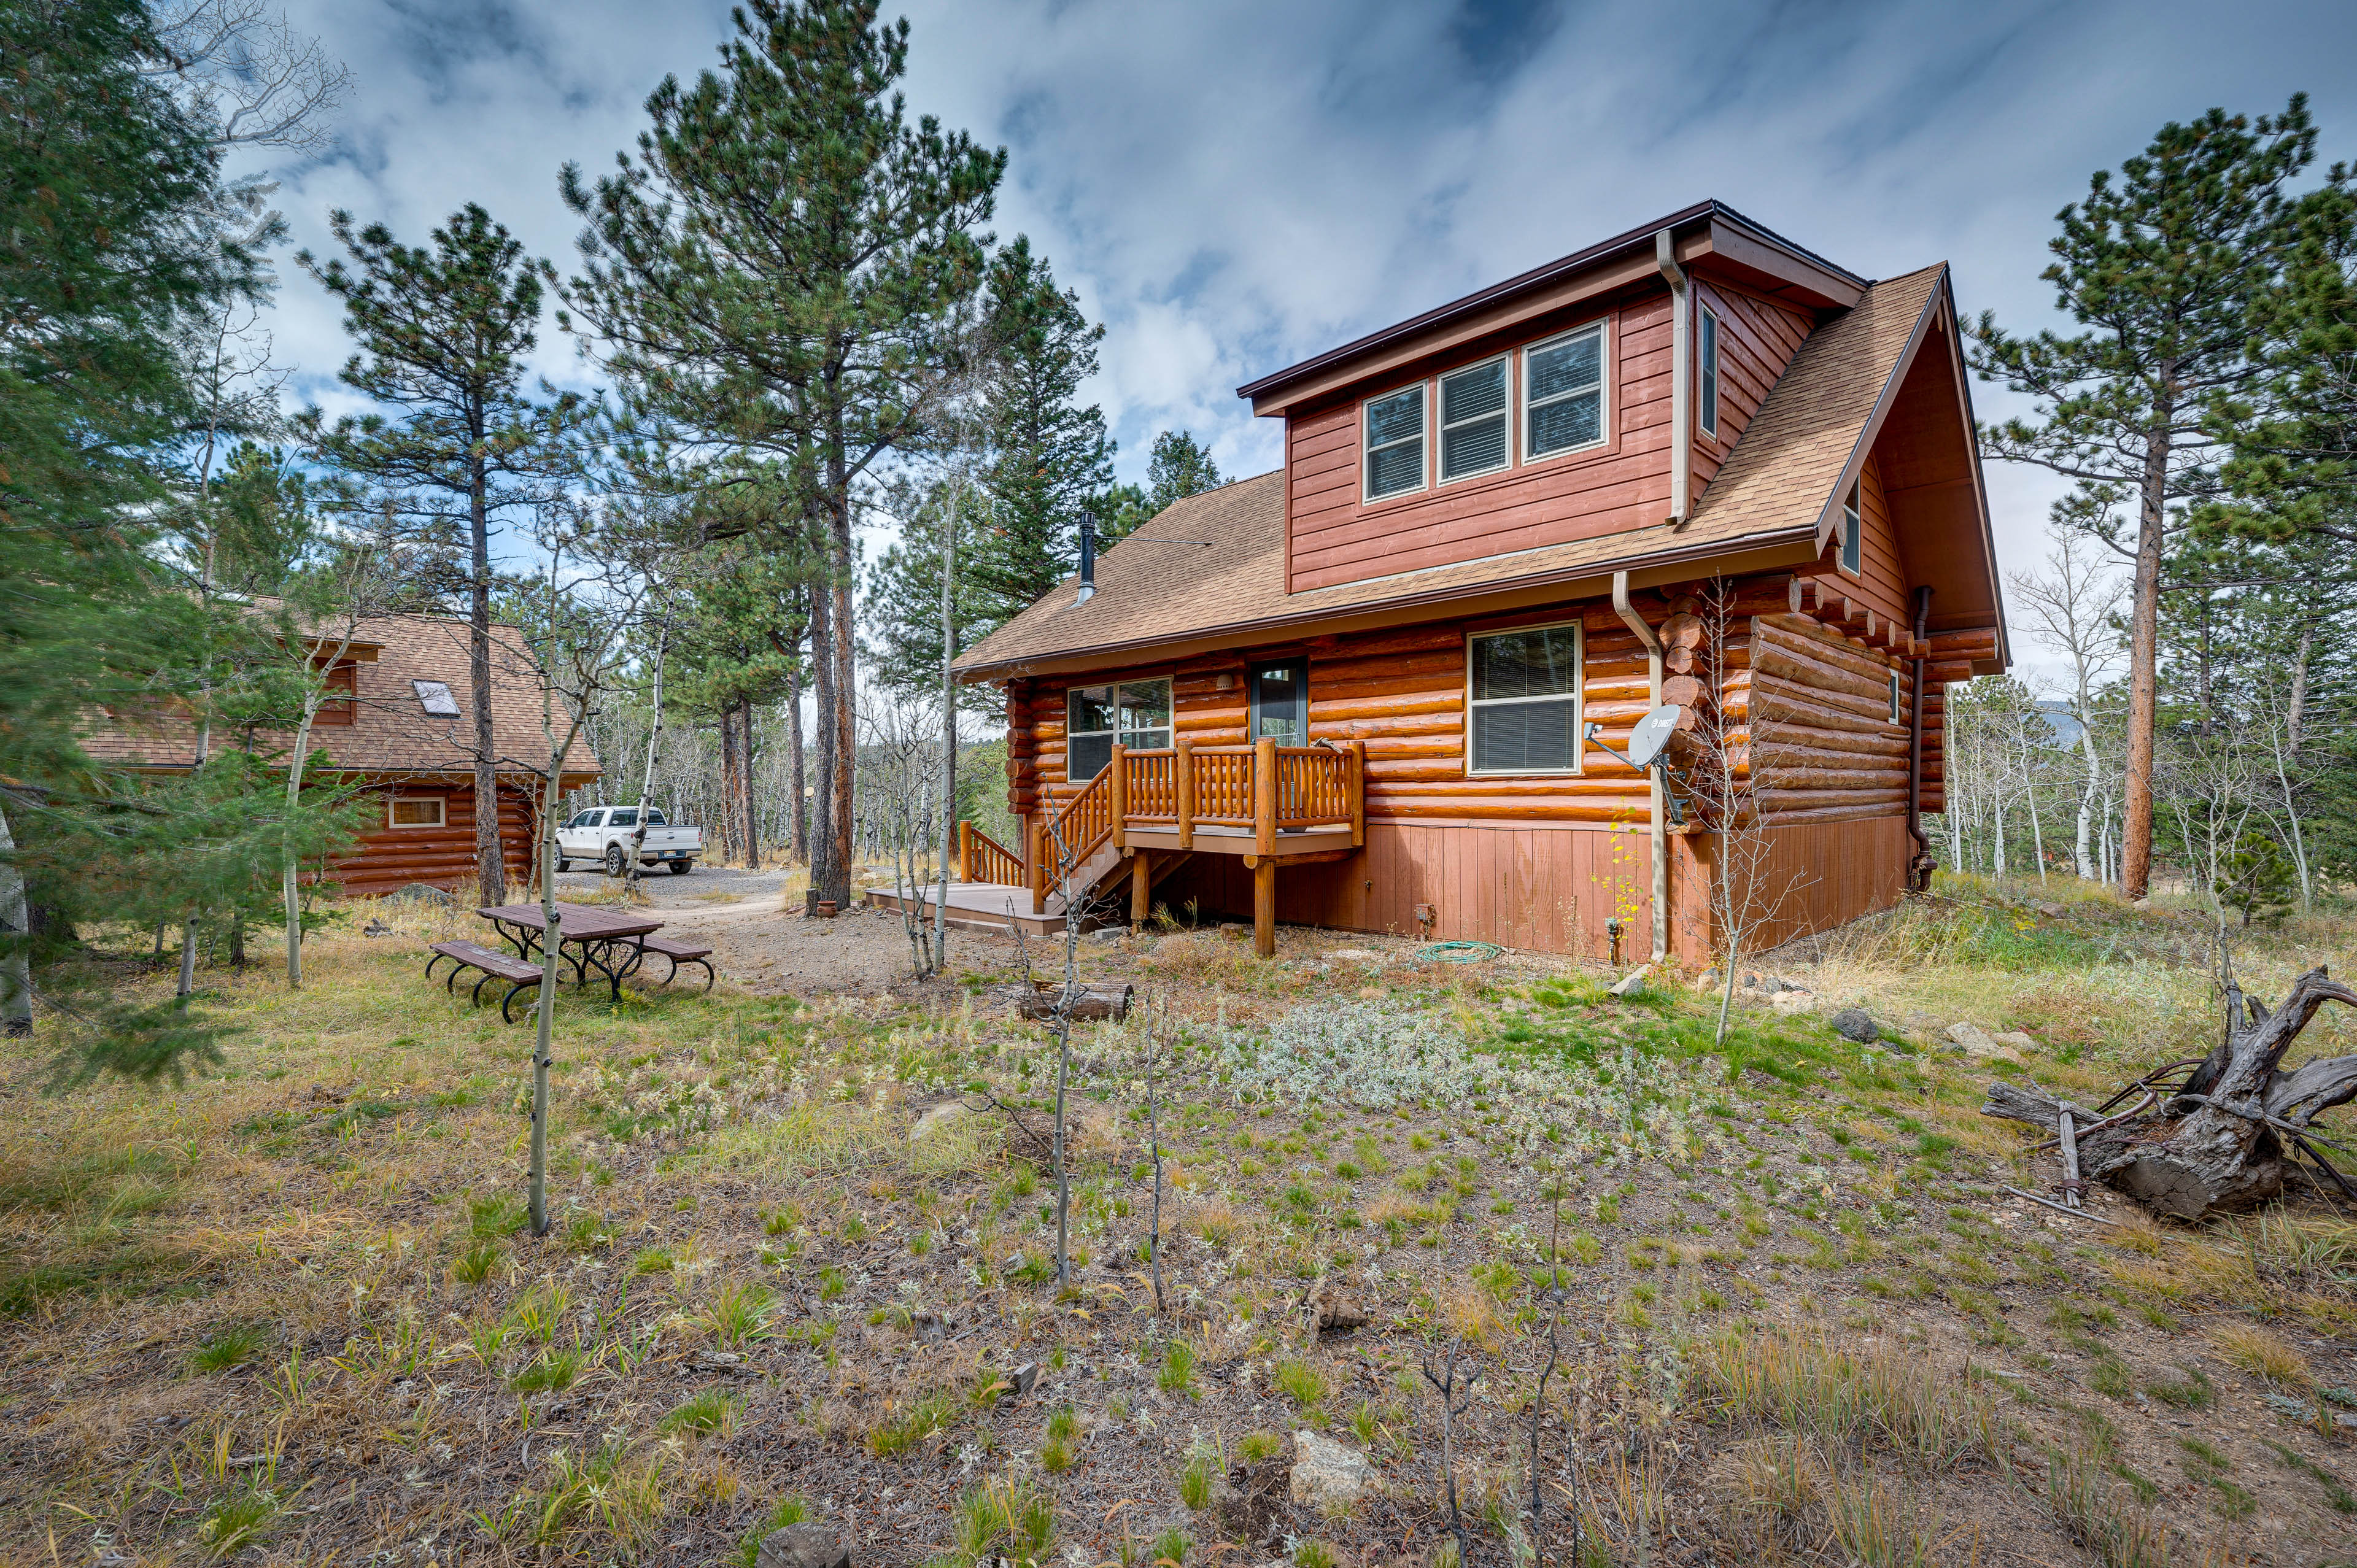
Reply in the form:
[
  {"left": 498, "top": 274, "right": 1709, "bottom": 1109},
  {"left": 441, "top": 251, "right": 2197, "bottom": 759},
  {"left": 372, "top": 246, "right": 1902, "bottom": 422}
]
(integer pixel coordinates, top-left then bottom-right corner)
[
  {"left": 1906, "top": 584, "right": 1934, "bottom": 892},
  {"left": 1654, "top": 230, "right": 1690, "bottom": 527},
  {"left": 1613, "top": 570, "right": 1668, "bottom": 962}
]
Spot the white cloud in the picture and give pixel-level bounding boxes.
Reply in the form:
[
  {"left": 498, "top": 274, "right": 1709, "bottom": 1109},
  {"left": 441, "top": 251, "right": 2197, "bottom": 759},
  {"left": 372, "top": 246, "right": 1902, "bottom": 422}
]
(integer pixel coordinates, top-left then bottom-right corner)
[{"left": 246, "top": 0, "right": 2357, "bottom": 654}]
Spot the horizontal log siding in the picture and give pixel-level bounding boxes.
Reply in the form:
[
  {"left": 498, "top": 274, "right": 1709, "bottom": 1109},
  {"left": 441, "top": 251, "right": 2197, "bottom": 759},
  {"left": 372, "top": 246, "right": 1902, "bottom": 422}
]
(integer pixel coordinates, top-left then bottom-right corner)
[
  {"left": 1000, "top": 574, "right": 1921, "bottom": 960},
  {"left": 1730, "top": 612, "right": 1914, "bottom": 824},
  {"left": 330, "top": 778, "right": 539, "bottom": 897},
  {"left": 1691, "top": 280, "right": 1813, "bottom": 500},
  {"left": 1287, "top": 290, "right": 1671, "bottom": 592}
]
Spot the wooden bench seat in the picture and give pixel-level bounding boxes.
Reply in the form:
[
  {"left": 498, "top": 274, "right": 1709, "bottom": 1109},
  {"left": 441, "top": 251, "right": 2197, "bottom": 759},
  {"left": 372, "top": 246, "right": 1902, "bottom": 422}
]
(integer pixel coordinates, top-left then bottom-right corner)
[
  {"left": 425, "top": 941, "right": 545, "bottom": 1022},
  {"left": 638, "top": 935, "right": 714, "bottom": 991}
]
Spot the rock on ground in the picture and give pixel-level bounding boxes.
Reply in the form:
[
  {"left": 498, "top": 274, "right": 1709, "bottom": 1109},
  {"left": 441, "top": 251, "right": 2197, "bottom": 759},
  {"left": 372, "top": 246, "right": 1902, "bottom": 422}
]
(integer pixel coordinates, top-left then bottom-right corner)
[
  {"left": 1947, "top": 1022, "right": 2024, "bottom": 1063},
  {"left": 908, "top": 1100, "right": 973, "bottom": 1143},
  {"left": 1288, "top": 1430, "right": 1372, "bottom": 1516},
  {"left": 1608, "top": 965, "right": 1652, "bottom": 998},
  {"left": 757, "top": 1524, "right": 851, "bottom": 1568},
  {"left": 1829, "top": 1007, "right": 1879, "bottom": 1043}
]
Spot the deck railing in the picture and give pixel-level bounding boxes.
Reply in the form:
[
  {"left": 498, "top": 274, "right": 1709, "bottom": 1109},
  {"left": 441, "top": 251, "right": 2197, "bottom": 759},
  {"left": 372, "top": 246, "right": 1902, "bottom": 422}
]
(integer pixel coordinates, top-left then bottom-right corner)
[
  {"left": 956, "top": 820, "right": 1023, "bottom": 887},
  {"left": 1027, "top": 738, "right": 1368, "bottom": 905},
  {"left": 1031, "top": 765, "right": 1115, "bottom": 906},
  {"left": 1109, "top": 738, "right": 1365, "bottom": 854}
]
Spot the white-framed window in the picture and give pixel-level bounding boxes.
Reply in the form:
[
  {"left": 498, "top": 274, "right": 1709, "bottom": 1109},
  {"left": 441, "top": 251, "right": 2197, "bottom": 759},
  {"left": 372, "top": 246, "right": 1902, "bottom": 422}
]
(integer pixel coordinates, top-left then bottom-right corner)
[
  {"left": 1362, "top": 384, "right": 1426, "bottom": 501},
  {"left": 1698, "top": 306, "right": 1720, "bottom": 439},
  {"left": 1465, "top": 621, "right": 1582, "bottom": 775},
  {"left": 1066, "top": 679, "right": 1172, "bottom": 783},
  {"left": 387, "top": 795, "right": 445, "bottom": 828},
  {"left": 1889, "top": 672, "right": 1903, "bottom": 725},
  {"left": 1523, "top": 322, "right": 1607, "bottom": 460},
  {"left": 1841, "top": 480, "right": 1863, "bottom": 575},
  {"left": 1438, "top": 355, "right": 1510, "bottom": 484}
]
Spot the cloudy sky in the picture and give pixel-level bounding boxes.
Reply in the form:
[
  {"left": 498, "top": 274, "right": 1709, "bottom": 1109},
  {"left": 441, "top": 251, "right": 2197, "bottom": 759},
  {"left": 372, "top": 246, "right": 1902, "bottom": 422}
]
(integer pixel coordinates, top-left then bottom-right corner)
[{"left": 253, "top": 0, "right": 2357, "bottom": 670}]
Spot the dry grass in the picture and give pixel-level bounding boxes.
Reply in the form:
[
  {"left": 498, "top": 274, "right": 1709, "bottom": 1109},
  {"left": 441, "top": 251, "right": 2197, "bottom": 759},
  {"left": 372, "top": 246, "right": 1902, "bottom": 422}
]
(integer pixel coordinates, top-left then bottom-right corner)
[{"left": 2207, "top": 1321, "right": 2310, "bottom": 1389}]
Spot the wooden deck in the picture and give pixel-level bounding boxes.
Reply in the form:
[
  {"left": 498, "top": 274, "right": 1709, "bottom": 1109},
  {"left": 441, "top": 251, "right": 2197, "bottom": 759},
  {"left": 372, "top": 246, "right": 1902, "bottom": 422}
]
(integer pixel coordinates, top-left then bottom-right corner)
[{"left": 862, "top": 881, "right": 1067, "bottom": 937}]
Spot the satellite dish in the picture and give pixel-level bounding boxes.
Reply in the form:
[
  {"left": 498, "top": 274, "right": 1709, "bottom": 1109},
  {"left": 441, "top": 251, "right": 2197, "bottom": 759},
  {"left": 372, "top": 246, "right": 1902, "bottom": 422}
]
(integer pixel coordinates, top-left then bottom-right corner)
[{"left": 1626, "top": 704, "right": 1686, "bottom": 769}]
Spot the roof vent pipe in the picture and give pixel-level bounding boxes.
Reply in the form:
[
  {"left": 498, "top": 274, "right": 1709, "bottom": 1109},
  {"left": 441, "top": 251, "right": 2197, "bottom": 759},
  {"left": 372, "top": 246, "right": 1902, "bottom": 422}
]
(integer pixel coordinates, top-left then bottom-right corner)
[
  {"left": 1654, "top": 230, "right": 1690, "bottom": 527},
  {"left": 1075, "top": 515, "right": 1096, "bottom": 604}
]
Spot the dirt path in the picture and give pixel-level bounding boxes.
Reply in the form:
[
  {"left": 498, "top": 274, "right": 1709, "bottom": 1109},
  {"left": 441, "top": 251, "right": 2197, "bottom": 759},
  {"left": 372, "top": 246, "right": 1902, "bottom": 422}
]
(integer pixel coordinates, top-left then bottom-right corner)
[{"left": 551, "top": 864, "right": 1027, "bottom": 997}]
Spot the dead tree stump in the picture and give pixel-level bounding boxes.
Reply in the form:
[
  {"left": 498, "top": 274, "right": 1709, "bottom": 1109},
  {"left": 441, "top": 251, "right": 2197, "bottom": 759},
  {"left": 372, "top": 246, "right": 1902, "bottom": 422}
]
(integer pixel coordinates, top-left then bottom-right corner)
[{"left": 1983, "top": 965, "right": 2357, "bottom": 1219}]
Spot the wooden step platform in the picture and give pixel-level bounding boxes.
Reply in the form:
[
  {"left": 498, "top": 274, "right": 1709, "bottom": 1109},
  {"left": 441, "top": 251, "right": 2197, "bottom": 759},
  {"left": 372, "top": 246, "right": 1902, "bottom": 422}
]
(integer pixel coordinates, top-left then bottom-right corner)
[{"left": 862, "top": 881, "right": 1067, "bottom": 937}]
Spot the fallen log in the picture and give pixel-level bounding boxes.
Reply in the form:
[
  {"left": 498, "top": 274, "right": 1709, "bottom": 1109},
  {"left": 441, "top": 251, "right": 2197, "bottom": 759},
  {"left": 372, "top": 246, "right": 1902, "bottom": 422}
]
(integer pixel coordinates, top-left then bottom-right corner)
[
  {"left": 1982, "top": 965, "right": 2357, "bottom": 1219},
  {"left": 1016, "top": 981, "right": 1135, "bottom": 1022}
]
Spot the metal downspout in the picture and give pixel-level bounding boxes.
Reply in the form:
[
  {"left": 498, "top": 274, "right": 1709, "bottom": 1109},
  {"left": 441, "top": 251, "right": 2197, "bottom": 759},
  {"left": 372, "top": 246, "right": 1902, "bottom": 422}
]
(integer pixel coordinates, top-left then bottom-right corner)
[
  {"left": 1614, "top": 570, "right": 1668, "bottom": 962},
  {"left": 1655, "top": 230, "right": 1690, "bottom": 527},
  {"left": 1906, "top": 585, "right": 1933, "bottom": 892}
]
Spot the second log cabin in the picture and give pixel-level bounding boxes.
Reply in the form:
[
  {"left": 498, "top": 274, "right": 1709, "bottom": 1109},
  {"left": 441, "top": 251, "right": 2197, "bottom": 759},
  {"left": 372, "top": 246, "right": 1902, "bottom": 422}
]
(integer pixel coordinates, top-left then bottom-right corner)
[{"left": 940, "top": 201, "right": 2008, "bottom": 962}]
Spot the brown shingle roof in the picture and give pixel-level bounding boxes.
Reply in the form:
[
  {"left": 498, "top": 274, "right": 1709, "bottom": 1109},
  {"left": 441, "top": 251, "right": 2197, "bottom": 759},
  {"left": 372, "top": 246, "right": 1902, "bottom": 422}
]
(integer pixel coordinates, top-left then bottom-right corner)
[
  {"left": 1686, "top": 262, "right": 1946, "bottom": 545},
  {"left": 956, "top": 265, "right": 1951, "bottom": 679},
  {"left": 80, "top": 612, "right": 602, "bottom": 780}
]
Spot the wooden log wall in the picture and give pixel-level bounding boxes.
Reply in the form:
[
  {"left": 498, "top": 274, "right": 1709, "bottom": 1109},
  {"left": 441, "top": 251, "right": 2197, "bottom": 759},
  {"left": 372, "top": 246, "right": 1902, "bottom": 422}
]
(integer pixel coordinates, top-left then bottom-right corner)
[
  {"left": 329, "top": 776, "right": 539, "bottom": 897},
  {"left": 997, "top": 566, "right": 1935, "bottom": 960}
]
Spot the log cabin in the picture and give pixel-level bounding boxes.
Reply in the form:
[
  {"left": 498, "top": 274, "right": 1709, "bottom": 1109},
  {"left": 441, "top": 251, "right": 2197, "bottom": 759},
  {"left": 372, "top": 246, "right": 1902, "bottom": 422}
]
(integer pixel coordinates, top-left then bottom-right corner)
[
  {"left": 930, "top": 201, "right": 2008, "bottom": 962},
  {"left": 82, "top": 611, "right": 601, "bottom": 897}
]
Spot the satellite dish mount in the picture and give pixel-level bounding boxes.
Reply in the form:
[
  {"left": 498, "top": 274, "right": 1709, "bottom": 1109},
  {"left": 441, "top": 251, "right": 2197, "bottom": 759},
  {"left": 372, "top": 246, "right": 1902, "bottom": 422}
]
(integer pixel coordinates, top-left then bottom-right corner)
[{"left": 1582, "top": 704, "right": 1690, "bottom": 824}]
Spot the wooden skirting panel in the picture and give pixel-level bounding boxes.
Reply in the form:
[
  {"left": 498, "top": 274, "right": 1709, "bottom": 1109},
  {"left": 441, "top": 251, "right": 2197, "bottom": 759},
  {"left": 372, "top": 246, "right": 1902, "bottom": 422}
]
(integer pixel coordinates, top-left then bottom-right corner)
[
  {"left": 1682, "top": 814, "right": 1908, "bottom": 958},
  {"left": 1141, "top": 814, "right": 1906, "bottom": 964},
  {"left": 1144, "top": 819, "right": 1662, "bottom": 962}
]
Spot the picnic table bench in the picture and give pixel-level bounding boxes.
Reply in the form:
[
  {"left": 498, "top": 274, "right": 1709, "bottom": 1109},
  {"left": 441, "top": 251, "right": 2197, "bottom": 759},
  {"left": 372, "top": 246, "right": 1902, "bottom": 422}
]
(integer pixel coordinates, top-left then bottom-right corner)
[
  {"left": 425, "top": 940, "right": 546, "bottom": 1022},
  {"left": 476, "top": 901, "right": 664, "bottom": 1004},
  {"left": 638, "top": 934, "right": 714, "bottom": 991}
]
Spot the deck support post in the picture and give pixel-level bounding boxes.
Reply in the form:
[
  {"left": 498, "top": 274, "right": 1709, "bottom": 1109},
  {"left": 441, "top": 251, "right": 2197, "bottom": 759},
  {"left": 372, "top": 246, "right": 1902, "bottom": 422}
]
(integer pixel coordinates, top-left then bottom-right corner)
[
  {"left": 1252, "top": 857, "right": 1275, "bottom": 959},
  {"left": 1253, "top": 737, "right": 1277, "bottom": 859},
  {"left": 1109, "top": 743, "right": 1128, "bottom": 849},
  {"left": 1349, "top": 740, "right": 1367, "bottom": 848},
  {"left": 1175, "top": 739, "right": 1195, "bottom": 850},
  {"left": 1131, "top": 849, "right": 1152, "bottom": 929},
  {"left": 958, "top": 819, "right": 973, "bottom": 883}
]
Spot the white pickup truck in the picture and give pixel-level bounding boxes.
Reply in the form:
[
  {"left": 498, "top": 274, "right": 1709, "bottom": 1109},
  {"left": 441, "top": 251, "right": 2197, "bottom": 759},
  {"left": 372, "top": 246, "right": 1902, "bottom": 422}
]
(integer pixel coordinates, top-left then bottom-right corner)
[{"left": 554, "top": 806, "right": 702, "bottom": 876}]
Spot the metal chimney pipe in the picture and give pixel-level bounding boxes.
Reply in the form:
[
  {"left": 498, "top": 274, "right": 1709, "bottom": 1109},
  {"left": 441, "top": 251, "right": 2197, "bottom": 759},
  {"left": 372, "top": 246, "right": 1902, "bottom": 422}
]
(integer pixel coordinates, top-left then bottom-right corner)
[{"left": 1075, "top": 515, "right": 1097, "bottom": 603}]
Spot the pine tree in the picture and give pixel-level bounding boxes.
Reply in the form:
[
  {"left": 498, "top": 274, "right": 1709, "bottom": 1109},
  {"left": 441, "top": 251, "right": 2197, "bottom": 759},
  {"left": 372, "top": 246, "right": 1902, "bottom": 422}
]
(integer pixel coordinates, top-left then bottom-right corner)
[
  {"left": 1101, "top": 428, "right": 1222, "bottom": 539},
  {"left": 966, "top": 237, "right": 1113, "bottom": 622},
  {"left": 1969, "top": 97, "right": 2315, "bottom": 902},
  {"left": 0, "top": 0, "right": 281, "bottom": 1071},
  {"left": 561, "top": 0, "right": 1002, "bottom": 912},
  {"left": 298, "top": 206, "right": 586, "bottom": 904},
  {"left": 865, "top": 477, "right": 989, "bottom": 697}
]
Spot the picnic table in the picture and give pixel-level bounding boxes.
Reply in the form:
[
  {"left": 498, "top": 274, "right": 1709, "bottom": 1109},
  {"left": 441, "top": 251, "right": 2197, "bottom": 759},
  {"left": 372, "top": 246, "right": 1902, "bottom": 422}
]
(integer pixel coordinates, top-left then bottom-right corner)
[{"left": 475, "top": 901, "right": 665, "bottom": 1004}]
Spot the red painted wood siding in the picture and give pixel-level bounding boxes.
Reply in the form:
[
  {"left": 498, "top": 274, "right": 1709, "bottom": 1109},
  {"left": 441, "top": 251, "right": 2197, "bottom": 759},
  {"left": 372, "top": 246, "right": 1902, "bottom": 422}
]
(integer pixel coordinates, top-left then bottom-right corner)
[
  {"left": 1286, "top": 290, "right": 1670, "bottom": 592},
  {"left": 1691, "top": 279, "right": 1813, "bottom": 499}
]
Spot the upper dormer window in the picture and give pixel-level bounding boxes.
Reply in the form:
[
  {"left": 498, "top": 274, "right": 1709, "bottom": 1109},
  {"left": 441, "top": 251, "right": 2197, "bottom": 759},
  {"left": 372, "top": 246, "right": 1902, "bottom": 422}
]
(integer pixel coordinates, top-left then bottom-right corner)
[
  {"left": 1841, "top": 480, "right": 1862, "bottom": 574},
  {"left": 1438, "top": 357, "right": 1509, "bottom": 483},
  {"left": 1363, "top": 385, "right": 1426, "bottom": 501},
  {"left": 1524, "top": 323, "right": 1605, "bottom": 459},
  {"left": 1698, "top": 306, "right": 1720, "bottom": 439}
]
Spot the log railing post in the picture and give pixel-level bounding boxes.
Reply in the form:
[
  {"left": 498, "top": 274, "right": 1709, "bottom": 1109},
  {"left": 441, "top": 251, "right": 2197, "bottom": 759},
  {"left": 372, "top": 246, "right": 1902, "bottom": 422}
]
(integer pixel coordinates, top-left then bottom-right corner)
[
  {"left": 958, "top": 819, "right": 972, "bottom": 882},
  {"left": 1029, "top": 817, "right": 1047, "bottom": 910},
  {"left": 1109, "top": 744, "right": 1128, "bottom": 850},
  {"left": 1254, "top": 736, "right": 1277, "bottom": 859},
  {"left": 1176, "top": 738, "right": 1196, "bottom": 851},
  {"left": 1350, "top": 739, "right": 1367, "bottom": 848}
]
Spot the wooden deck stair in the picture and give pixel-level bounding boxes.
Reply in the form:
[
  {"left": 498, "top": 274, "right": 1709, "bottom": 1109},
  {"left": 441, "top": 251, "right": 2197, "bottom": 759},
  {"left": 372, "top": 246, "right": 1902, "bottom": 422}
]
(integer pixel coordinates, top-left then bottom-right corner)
[{"left": 867, "top": 739, "right": 1366, "bottom": 956}]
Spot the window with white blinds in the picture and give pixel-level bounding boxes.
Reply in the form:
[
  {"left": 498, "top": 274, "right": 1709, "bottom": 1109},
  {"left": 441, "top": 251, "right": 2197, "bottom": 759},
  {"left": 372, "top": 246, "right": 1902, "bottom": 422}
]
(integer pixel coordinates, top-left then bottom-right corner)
[
  {"left": 1524, "top": 323, "right": 1606, "bottom": 459},
  {"left": 1363, "top": 385, "right": 1426, "bottom": 501},
  {"left": 1466, "top": 622, "right": 1582, "bottom": 774},
  {"left": 1438, "top": 357, "right": 1509, "bottom": 482}
]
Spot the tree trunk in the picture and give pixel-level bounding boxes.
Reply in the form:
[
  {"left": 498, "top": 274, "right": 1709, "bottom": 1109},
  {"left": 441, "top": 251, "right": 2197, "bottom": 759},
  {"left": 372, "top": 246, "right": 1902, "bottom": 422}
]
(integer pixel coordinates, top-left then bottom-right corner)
[
  {"left": 806, "top": 543, "right": 839, "bottom": 914},
  {"left": 718, "top": 711, "right": 741, "bottom": 867},
  {"left": 0, "top": 800, "right": 32, "bottom": 1037},
  {"left": 739, "top": 701, "right": 760, "bottom": 871},
  {"left": 470, "top": 461, "right": 506, "bottom": 905},
  {"left": 787, "top": 651, "right": 807, "bottom": 865},
  {"left": 2280, "top": 621, "right": 2315, "bottom": 910},
  {"left": 1984, "top": 965, "right": 2357, "bottom": 1218},
  {"left": 2121, "top": 411, "right": 2169, "bottom": 902}
]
